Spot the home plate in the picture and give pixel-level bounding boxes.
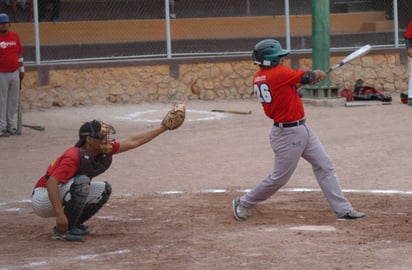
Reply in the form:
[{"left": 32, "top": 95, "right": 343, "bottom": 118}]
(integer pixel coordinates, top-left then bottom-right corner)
[{"left": 288, "top": 225, "right": 336, "bottom": 232}]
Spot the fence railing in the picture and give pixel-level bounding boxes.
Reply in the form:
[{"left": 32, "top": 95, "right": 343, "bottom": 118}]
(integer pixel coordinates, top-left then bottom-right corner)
[{"left": 1, "top": 0, "right": 409, "bottom": 64}]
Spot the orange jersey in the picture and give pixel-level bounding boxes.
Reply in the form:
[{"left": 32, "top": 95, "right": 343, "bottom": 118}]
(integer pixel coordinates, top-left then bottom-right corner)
[{"left": 253, "top": 65, "right": 305, "bottom": 123}]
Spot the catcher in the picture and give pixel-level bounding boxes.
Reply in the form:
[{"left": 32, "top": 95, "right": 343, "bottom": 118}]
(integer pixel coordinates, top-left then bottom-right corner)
[{"left": 31, "top": 104, "right": 185, "bottom": 241}]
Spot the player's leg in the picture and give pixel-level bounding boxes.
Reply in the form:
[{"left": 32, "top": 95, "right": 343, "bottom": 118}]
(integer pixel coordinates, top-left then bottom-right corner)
[
  {"left": 408, "top": 57, "right": 412, "bottom": 105},
  {"left": 31, "top": 187, "right": 56, "bottom": 217},
  {"left": 62, "top": 174, "right": 91, "bottom": 231},
  {"left": 0, "top": 73, "right": 10, "bottom": 136},
  {"left": 31, "top": 177, "right": 73, "bottom": 217},
  {"left": 301, "top": 126, "right": 355, "bottom": 217},
  {"left": 234, "top": 126, "right": 306, "bottom": 220},
  {"left": 74, "top": 181, "right": 112, "bottom": 230},
  {"left": 6, "top": 70, "right": 19, "bottom": 134}
]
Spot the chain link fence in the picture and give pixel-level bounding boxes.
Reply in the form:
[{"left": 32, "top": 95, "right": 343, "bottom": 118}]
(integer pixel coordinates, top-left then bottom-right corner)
[{"left": 1, "top": 0, "right": 410, "bottom": 63}]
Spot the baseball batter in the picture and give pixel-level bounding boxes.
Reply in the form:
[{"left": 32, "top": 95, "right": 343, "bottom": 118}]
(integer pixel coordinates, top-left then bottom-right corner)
[
  {"left": 405, "top": 21, "right": 412, "bottom": 105},
  {"left": 232, "top": 39, "right": 367, "bottom": 221},
  {"left": 31, "top": 105, "right": 185, "bottom": 241}
]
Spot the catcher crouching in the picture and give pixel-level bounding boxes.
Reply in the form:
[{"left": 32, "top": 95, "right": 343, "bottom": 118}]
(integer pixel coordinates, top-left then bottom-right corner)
[{"left": 31, "top": 104, "right": 185, "bottom": 241}]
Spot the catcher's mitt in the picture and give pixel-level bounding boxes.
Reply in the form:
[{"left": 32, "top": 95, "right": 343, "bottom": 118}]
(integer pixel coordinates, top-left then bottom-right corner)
[{"left": 161, "top": 103, "right": 186, "bottom": 130}]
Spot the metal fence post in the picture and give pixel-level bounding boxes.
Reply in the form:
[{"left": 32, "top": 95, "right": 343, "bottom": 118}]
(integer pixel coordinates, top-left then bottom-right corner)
[
  {"left": 393, "top": 0, "right": 399, "bottom": 48},
  {"left": 32, "top": 0, "right": 41, "bottom": 64},
  {"left": 165, "top": 0, "right": 172, "bottom": 58}
]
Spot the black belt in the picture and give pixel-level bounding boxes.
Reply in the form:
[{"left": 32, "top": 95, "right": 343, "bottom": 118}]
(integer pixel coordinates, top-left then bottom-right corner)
[{"left": 274, "top": 119, "right": 305, "bottom": 128}]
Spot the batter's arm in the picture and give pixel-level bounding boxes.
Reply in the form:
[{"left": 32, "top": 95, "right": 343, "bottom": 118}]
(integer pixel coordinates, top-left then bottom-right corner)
[
  {"left": 46, "top": 177, "right": 68, "bottom": 233},
  {"left": 117, "top": 126, "right": 168, "bottom": 154}
]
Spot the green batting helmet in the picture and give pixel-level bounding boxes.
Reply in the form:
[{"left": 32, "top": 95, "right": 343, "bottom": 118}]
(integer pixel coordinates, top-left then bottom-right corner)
[{"left": 253, "top": 39, "right": 289, "bottom": 67}]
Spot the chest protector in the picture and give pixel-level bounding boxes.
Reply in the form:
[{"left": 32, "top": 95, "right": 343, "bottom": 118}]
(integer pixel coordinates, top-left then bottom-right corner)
[{"left": 77, "top": 147, "right": 112, "bottom": 179}]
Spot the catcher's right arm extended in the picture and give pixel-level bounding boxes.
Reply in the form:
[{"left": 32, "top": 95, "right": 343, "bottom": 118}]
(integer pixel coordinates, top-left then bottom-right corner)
[{"left": 161, "top": 103, "right": 186, "bottom": 130}]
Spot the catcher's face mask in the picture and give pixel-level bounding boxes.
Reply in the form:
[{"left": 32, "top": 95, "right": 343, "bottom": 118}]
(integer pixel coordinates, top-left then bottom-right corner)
[
  {"left": 95, "top": 121, "right": 116, "bottom": 154},
  {"left": 80, "top": 121, "right": 116, "bottom": 154}
]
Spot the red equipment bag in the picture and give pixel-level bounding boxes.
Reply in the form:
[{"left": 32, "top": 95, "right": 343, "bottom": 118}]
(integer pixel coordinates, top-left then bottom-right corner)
[{"left": 352, "top": 79, "right": 392, "bottom": 102}]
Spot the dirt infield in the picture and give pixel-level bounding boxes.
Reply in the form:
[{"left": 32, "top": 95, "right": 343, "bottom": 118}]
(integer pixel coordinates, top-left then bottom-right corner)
[{"left": 1, "top": 98, "right": 411, "bottom": 269}]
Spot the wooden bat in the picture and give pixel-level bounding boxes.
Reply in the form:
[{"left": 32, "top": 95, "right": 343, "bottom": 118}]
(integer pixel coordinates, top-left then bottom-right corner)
[
  {"left": 15, "top": 81, "right": 45, "bottom": 132},
  {"left": 211, "top": 109, "right": 252, "bottom": 115},
  {"left": 16, "top": 79, "right": 22, "bottom": 135},
  {"left": 22, "top": 124, "right": 45, "bottom": 131},
  {"left": 327, "top": 44, "right": 372, "bottom": 73}
]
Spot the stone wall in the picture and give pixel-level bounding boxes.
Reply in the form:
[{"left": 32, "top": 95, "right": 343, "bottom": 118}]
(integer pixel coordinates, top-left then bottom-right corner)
[{"left": 21, "top": 48, "right": 409, "bottom": 110}]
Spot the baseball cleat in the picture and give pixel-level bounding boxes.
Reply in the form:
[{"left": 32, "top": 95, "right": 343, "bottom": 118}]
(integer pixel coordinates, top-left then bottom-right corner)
[
  {"left": 52, "top": 227, "right": 83, "bottom": 241},
  {"left": 336, "top": 210, "right": 367, "bottom": 221},
  {"left": 69, "top": 224, "right": 90, "bottom": 236},
  {"left": 232, "top": 198, "right": 251, "bottom": 221}
]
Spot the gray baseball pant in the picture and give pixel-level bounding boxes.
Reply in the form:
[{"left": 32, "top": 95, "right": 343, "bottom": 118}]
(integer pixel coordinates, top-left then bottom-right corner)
[
  {"left": 0, "top": 70, "right": 19, "bottom": 131},
  {"left": 408, "top": 57, "right": 412, "bottom": 98},
  {"left": 240, "top": 123, "right": 353, "bottom": 217}
]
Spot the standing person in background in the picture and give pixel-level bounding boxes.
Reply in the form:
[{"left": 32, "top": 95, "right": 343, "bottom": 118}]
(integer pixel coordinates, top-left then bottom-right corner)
[
  {"left": 405, "top": 21, "right": 412, "bottom": 106},
  {"left": 0, "top": 13, "right": 24, "bottom": 137},
  {"left": 38, "top": 0, "right": 60, "bottom": 22},
  {"left": 169, "top": 0, "right": 176, "bottom": 19},
  {"left": 49, "top": 0, "right": 60, "bottom": 22},
  {"left": 8, "top": 0, "right": 33, "bottom": 22},
  {"left": 232, "top": 39, "right": 367, "bottom": 222},
  {"left": 38, "top": 0, "right": 47, "bottom": 21}
]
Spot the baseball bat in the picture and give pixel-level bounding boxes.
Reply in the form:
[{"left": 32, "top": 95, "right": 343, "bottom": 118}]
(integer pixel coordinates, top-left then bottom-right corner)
[
  {"left": 327, "top": 44, "right": 372, "bottom": 73},
  {"left": 15, "top": 81, "right": 45, "bottom": 132},
  {"left": 211, "top": 109, "right": 252, "bottom": 115},
  {"left": 345, "top": 101, "right": 391, "bottom": 107},
  {"left": 22, "top": 124, "right": 45, "bottom": 131},
  {"left": 16, "top": 79, "right": 22, "bottom": 135}
]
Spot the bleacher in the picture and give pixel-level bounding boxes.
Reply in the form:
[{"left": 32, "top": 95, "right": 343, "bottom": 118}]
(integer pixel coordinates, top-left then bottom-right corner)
[
  {"left": 1, "top": 0, "right": 405, "bottom": 22},
  {"left": 1, "top": 0, "right": 408, "bottom": 62},
  {"left": 11, "top": 11, "right": 394, "bottom": 46}
]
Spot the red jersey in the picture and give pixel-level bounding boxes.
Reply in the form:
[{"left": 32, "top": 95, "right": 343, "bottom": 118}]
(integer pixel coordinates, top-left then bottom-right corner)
[
  {"left": 0, "top": 31, "right": 23, "bottom": 73},
  {"left": 34, "top": 142, "right": 120, "bottom": 188},
  {"left": 253, "top": 65, "right": 305, "bottom": 122},
  {"left": 405, "top": 21, "right": 412, "bottom": 39}
]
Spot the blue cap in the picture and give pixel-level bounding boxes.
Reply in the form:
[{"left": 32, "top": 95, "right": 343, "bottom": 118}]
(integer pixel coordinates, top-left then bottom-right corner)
[{"left": 0, "top": 13, "right": 10, "bottom": 23}]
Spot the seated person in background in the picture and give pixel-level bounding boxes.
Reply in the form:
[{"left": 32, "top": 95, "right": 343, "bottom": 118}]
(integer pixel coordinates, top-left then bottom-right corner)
[
  {"left": 38, "top": 0, "right": 60, "bottom": 22},
  {"left": 169, "top": 0, "right": 176, "bottom": 19},
  {"left": 5, "top": 0, "right": 32, "bottom": 22}
]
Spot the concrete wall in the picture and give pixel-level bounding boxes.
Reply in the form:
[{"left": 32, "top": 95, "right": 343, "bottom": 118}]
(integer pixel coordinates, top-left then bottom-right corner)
[{"left": 21, "top": 47, "right": 409, "bottom": 111}]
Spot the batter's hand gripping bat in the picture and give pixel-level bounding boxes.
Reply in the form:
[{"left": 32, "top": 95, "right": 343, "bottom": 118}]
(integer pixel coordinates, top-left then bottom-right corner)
[
  {"left": 327, "top": 44, "right": 372, "bottom": 73},
  {"left": 211, "top": 109, "right": 252, "bottom": 115}
]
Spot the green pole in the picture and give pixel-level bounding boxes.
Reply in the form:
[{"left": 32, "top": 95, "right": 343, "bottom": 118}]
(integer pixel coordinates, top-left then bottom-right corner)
[{"left": 311, "top": 0, "right": 331, "bottom": 89}]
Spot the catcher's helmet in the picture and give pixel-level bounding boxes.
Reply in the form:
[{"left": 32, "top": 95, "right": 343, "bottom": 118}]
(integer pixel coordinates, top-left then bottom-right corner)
[
  {"left": 0, "top": 13, "right": 10, "bottom": 23},
  {"left": 253, "top": 39, "right": 289, "bottom": 67}
]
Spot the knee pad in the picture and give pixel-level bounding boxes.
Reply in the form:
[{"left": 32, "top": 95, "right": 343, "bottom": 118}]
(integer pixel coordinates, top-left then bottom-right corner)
[
  {"left": 70, "top": 175, "right": 91, "bottom": 202},
  {"left": 76, "top": 181, "right": 112, "bottom": 226},
  {"left": 64, "top": 175, "right": 91, "bottom": 228},
  {"left": 101, "top": 181, "right": 112, "bottom": 202}
]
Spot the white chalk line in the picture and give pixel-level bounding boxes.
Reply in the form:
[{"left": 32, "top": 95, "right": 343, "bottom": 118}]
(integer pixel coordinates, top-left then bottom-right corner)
[
  {"left": 0, "top": 249, "right": 131, "bottom": 270},
  {"left": 159, "top": 187, "right": 412, "bottom": 195},
  {"left": 1, "top": 188, "right": 411, "bottom": 269},
  {"left": 1, "top": 188, "right": 411, "bottom": 212},
  {"left": 114, "top": 109, "right": 228, "bottom": 123}
]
